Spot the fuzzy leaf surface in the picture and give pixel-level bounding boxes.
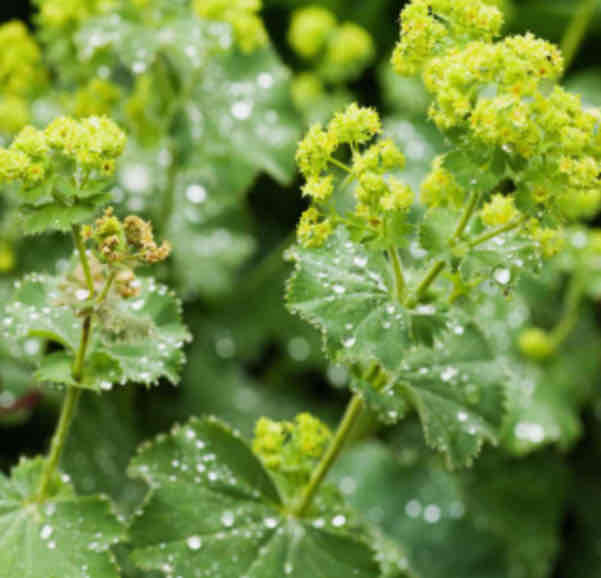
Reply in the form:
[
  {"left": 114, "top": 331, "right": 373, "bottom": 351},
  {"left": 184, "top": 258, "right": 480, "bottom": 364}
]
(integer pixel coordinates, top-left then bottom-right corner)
[
  {"left": 2, "top": 275, "right": 191, "bottom": 389},
  {"left": 286, "top": 227, "right": 413, "bottom": 369},
  {"left": 129, "top": 416, "right": 380, "bottom": 578},
  {"left": 0, "top": 457, "right": 126, "bottom": 578},
  {"left": 392, "top": 324, "right": 506, "bottom": 468}
]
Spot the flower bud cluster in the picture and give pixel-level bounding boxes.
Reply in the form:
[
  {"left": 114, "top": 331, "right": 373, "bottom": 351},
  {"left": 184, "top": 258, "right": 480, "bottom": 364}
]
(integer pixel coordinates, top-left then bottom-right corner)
[
  {"left": 0, "top": 21, "right": 46, "bottom": 98},
  {"left": 420, "top": 156, "right": 466, "bottom": 208},
  {"left": 83, "top": 207, "right": 171, "bottom": 266},
  {"left": 480, "top": 194, "right": 520, "bottom": 227},
  {"left": 296, "top": 104, "right": 412, "bottom": 248},
  {"left": 0, "top": 97, "right": 31, "bottom": 136},
  {"left": 395, "top": 0, "right": 601, "bottom": 257},
  {"left": 0, "top": 116, "right": 126, "bottom": 193},
  {"left": 253, "top": 413, "right": 331, "bottom": 481},
  {"left": 68, "top": 78, "right": 121, "bottom": 118},
  {"left": 193, "top": 0, "right": 267, "bottom": 53},
  {"left": 288, "top": 6, "right": 374, "bottom": 84},
  {"left": 391, "top": 0, "right": 503, "bottom": 76},
  {"left": 33, "top": 0, "right": 116, "bottom": 29}
]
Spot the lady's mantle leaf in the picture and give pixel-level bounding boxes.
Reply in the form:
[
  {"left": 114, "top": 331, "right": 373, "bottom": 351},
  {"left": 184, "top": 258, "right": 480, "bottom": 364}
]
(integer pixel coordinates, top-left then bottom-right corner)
[
  {"left": 0, "top": 457, "right": 126, "bottom": 578},
  {"left": 3, "top": 274, "right": 82, "bottom": 351},
  {"left": 394, "top": 324, "right": 506, "bottom": 469},
  {"left": 2, "top": 275, "right": 191, "bottom": 390},
  {"left": 129, "top": 416, "right": 380, "bottom": 578},
  {"left": 94, "top": 277, "right": 192, "bottom": 386},
  {"left": 35, "top": 351, "right": 122, "bottom": 392},
  {"left": 286, "top": 227, "right": 413, "bottom": 369},
  {"left": 19, "top": 194, "right": 111, "bottom": 235},
  {"left": 353, "top": 323, "right": 506, "bottom": 469},
  {"left": 335, "top": 439, "right": 566, "bottom": 578}
]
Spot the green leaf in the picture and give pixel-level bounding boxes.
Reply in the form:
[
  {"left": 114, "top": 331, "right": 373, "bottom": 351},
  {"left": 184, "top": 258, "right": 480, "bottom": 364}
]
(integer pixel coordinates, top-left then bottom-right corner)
[
  {"left": 3, "top": 275, "right": 191, "bottom": 389},
  {"left": 0, "top": 457, "right": 126, "bottom": 578},
  {"left": 63, "top": 391, "right": 148, "bottom": 515},
  {"left": 19, "top": 194, "right": 110, "bottom": 235},
  {"left": 335, "top": 438, "right": 566, "bottom": 578},
  {"left": 35, "top": 351, "right": 122, "bottom": 392},
  {"left": 419, "top": 208, "right": 460, "bottom": 254},
  {"left": 129, "top": 416, "right": 381, "bottom": 578},
  {"left": 286, "top": 227, "right": 412, "bottom": 369},
  {"left": 92, "top": 277, "right": 192, "bottom": 386},
  {"left": 471, "top": 283, "right": 601, "bottom": 455},
  {"left": 195, "top": 47, "right": 302, "bottom": 184},
  {"left": 442, "top": 149, "right": 502, "bottom": 194},
  {"left": 3, "top": 275, "right": 82, "bottom": 351},
  {"left": 392, "top": 324, "right": 506, "bottom": 468},
  {"left": 165, "top": 163, "right": 257, "bottom": 298}
]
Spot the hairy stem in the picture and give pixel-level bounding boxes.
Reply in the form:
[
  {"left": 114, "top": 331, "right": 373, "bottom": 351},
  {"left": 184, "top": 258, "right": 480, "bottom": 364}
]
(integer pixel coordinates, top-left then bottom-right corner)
[
  {"left": 450, "top": 191, "right": 480, "bottom": 244},
  {"left": 561, "top": 0, "right": 597, "bottom": 72},
  {"left": 96, "top": 270, "right": 117, "bottom": 305},
  {"left": 36, "top": 385, "right": 82, "bottom": 502},
  {"left": 328, "top": 156, "right": 353, "bottom": 174},
  {"left": 36, "top": 306, "right": 94, "bottom": 501},
  {"left": 72, "top": 224, "right": 95, "bottom": 296},
  {"left": 549, "top": 275, "right": 585, "bottom": 348},
  {"left": 405, "top": 260, "right": 446, "bottom": 309},
  {"left": 388, "top": 246, "right": 406, "bottom": 303},
  {"left": 467, "top": 215, "right": 528, "bottom": 249},
  {"left": 37, "top": 226, "right": 108, "bottom": 501},
  {"left": 292, "top": 393, "right": 364, "bottom": 517}
]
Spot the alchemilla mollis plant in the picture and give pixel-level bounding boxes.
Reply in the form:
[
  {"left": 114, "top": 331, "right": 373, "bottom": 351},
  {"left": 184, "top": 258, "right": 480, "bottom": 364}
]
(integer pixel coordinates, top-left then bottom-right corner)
[{"left": 1, "top": 0, "right": 601, "bottom": 577}]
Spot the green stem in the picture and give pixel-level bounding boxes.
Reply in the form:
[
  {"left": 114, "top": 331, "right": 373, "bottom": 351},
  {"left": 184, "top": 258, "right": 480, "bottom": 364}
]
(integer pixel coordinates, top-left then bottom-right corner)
[
  {"left": 405, "top": 260, "right": 446, "bottom": 309},
  {"left": 292, "top": 393, "right": 364, "bottom": 517},
  {"left": 36, "top": 386, "right": 82, "bottom": 501},
  {"left": 72, "top": 224, "right": 94, "bottom": 296},
  {"left": 96, "top": 270, "right": 117, "bottom": 305},
  {"left": 328, "top": 157, "right": 353, "bottom": 174},
  {"left": 36, "top": 297, "right": 94, "bottom": 501},
  {"left": 72, "top": 315, "right": 92, "bottom": 382},
  {"left": 561, "top": 0, "right": 598, "bottom": 73},
  {"left": 387, "top": 246, "right": 406, "bottom": 303},
  {"left": 549, "top": 275, "right": 585, "bottom": 348},
  {"left": 467, "top": 215, "right": 528, "bottom": 249},
  {"left": 450, "top": 191, "right": 480, "bottom": 245}
]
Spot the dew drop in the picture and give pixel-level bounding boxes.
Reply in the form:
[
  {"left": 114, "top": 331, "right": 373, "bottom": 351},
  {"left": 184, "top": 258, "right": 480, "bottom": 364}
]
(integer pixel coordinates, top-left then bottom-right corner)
[
  {"left": 186, "top": 536, "right": 202, "bottom": 550},
  {"left": 494, "top": 268, "right": 511, "bottom": 285}
]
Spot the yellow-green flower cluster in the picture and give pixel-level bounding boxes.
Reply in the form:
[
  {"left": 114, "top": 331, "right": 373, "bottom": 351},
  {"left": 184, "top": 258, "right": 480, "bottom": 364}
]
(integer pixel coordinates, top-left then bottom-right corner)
[
  {"left": 288, "top": 6, "right": 337, "bottom": 59},
  {"left": 288, "top": 6, "right": 374, "bottom": 84},
  {"left": 290, "top": 73, "right": 324, "bottom": 110},
  {"left": 193, "top": 0, "right": 268, "bottom": 53},
  {"left": 392, "top": 0, "right": 503, "bottom": 76},
  {"left": 328, "top": 103, "right": 381, "bottom": 146},
  {"left": 530, "top": 225, "right": 565, "bottom": 258},
  {"left": 0, "top": 21, "right": 45, "bottom": 97},
  {"left": 0, "top": 96, "right": 31, "bottom": 136},
  {"left": 33, "top": 0, "right": 116, "bottom": 29},
  {"left": 45, "top": 116, "right": 126, "bottom": 172},
  {"left": 296, "top": 104, "right": 412, "bottom": 248},
  {"left": 422, "top": 34, "right": 563, "bottom": 132},
  {"left": 420, "top": 156, "right": 466, "bottom": 208},
  {"left": 395, "top": 0, "right": 601, "bottom": 230},
  {"left": 0, "top": 116, "right": 126, "bottom": 191},
  {"left": 252, "top": 413, "right": 331, "bottom": 479},
  {"left": 480, "top": 194, "right": 520, "bottom": 227},
  {"left": 68, "top": 78, "right": 121, "bottom": 118}
]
